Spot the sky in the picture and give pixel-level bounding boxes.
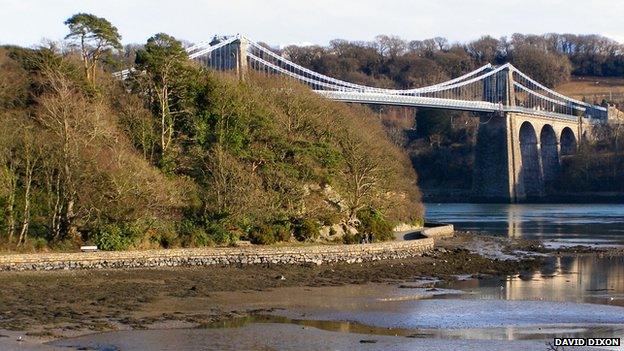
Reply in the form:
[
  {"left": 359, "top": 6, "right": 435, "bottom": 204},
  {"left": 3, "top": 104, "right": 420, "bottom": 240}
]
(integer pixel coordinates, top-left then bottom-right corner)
[{"left": 1, "top": 0, "right": 623, "bottom": 48}]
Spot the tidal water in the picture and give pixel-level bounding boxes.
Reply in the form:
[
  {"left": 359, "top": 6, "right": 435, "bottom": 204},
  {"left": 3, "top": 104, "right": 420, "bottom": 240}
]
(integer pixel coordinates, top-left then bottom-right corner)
[{"left": 426, "top": 203, "right": 624, "bottom": 247}]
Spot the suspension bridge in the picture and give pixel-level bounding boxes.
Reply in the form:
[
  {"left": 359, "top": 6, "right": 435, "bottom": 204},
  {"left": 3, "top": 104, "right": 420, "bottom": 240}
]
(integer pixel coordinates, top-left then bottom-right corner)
[{"left": 118, "top": 34, "right": 612, "bottom": 202}]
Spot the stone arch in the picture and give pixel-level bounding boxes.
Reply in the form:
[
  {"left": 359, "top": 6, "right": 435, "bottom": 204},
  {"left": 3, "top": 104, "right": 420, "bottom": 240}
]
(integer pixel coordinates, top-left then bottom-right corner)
[
  {"left": 540, "top": 124, "right": 559, "bottom": 183},
  {"left": 519, "top": 121, "right": 543, "bottom": 197},
  {"left": 560, "top": 127, "right": 577, "bottom": 156}
]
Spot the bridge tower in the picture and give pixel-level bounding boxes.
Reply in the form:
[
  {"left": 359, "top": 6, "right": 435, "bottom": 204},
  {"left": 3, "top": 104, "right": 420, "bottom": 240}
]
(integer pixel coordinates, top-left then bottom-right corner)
[
  {"left": 235, "top": 35, "right": 249, "bottom": 81},
  {"left": 473, "top": 115, "right": 581, "bottom": 203},
  {"left": 473, "top": 67, "right": 566, "bottom": 203},
  {"left": 473, "top": 112, "right": 516, "bottom": 202},
  {"left": 473, "top": 66, "right": 524, "bottom": 202}
]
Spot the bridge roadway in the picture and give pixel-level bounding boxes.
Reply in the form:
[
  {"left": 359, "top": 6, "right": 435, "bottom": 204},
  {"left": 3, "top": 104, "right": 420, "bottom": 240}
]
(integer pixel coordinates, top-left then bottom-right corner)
[{"left": 316, "top": 91, "right": 591, "bottom": 122}]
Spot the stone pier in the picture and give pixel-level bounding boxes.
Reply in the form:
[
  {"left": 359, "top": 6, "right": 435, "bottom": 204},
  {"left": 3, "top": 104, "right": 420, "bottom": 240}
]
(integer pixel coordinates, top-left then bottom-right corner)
[{"left": 473, "top": 112, "right": 584, "bottom": 202}]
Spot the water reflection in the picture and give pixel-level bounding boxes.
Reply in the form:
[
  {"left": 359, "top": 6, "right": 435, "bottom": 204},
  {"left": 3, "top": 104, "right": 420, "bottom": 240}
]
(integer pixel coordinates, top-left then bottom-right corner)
[
  {"left": 442, "top": 255, "right": 624, "bottom": 307},
  {"left": 187, "top": 312, "right": 624, "bottom": 342},
  {"left": 426, "top": 203, "right": 624, "bottom": 245}
]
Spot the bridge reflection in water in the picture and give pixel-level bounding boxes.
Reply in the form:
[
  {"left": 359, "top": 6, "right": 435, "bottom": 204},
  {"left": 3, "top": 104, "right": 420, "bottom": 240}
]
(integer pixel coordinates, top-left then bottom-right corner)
[{"left": 447, "top": 255, "right": 624, "bottom": 305}]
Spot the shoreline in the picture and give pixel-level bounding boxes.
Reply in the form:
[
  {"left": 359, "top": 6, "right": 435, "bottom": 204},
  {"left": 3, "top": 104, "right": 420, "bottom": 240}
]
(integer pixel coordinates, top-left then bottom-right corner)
[
  {"left": 0, "top": 232, "right": 539, "bottom": 322},
  {"left": 0, "top": 224, "right": 454, "bottom": 272},
  {"left": 0, "top": 232, "right": 621, "bottom": 350},
  {"left": 0, "top": 239, "right": 435, "bottom": 272}
]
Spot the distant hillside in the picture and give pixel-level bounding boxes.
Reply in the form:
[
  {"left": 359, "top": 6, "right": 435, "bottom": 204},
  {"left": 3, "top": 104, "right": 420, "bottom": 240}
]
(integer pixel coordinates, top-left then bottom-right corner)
[{"left": 557, "top": 76, "right": 624, "bottom": 106}]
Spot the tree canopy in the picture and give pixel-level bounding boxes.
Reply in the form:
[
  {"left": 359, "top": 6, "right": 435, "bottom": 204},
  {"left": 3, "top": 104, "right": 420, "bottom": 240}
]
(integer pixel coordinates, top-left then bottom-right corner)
[
  {"left": 0, "top": 29, "right": 423, "bottom": 251},
  {"left": 64, "top": 13, "right": 122, "bottom": 84}
]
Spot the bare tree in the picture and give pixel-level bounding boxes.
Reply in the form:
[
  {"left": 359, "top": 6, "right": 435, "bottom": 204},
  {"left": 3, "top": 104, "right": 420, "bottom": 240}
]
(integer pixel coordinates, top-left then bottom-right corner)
[
  {"left": 17, "top": 126, "right": 40, "bottom": 246},
  {"left": 339, "top": 130, "right": 382, "bottom": 222},
  {"left": 35, "top": 65, "right": 91, "bottom": 239}
]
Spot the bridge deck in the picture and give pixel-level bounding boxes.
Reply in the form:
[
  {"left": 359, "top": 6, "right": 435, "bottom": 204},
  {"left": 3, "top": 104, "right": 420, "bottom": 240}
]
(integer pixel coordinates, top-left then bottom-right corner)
[{"left": 316, "top": 91, "right": 586, "bottom": 122}]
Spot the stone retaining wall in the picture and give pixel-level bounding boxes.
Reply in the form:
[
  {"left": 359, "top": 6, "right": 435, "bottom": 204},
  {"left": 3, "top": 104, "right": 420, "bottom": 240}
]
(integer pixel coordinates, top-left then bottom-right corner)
[
  {"left": 0, "top": 238, "right": 434, "bottom": 271},
  {"left": 422, "top": 222, "right": 455, "bottom": 238}
]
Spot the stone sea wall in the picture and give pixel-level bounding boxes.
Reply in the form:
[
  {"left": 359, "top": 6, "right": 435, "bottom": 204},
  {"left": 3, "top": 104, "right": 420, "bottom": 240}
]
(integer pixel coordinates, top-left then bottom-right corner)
[
  {"left": 0, "top": 238, "right": 435, "bottom": 271},
  {"left": 421, "top": 222, "right": 455, "bottom": 238}
]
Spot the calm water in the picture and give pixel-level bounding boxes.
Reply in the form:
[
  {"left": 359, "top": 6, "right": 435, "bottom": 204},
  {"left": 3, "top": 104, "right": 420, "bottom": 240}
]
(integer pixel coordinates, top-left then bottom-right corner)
[{"left": 426, "top": 203, "right": 624, "bottom": 246}]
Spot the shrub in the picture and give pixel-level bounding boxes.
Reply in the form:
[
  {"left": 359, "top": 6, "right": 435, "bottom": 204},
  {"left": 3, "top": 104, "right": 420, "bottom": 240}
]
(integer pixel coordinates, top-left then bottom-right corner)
[
  {"left": 178, "top": 210, "right": 237, "bottom": 246},
  {"left": 153, "top": 230, "right": 179, "bottom": 248},
  {"left": 294, "top": 219, "right": 319, "bottom": 242},
  {"left": 178, "top": 219, "right": 213, "bottom": 247},
  {"left": 134, "top": 219, "right": 179, "bottom": 249},
  {"left": 272, "top": 223, "right": 292, "bottom": 242},
  {"left": 357, "top": 208, "right": 394, "bottom": 242},
  {"left": 248, "top": 223, "right": 292, "bottom": 245},
  {"left": 206, "top": 223, "right": 237, "bottom": 246},
  {"left": 49, "top": 238, "right": 78, "bottom": 252},
  {"left": 93, "top": 223, "right": 136, "bottom": 251},
  {"left": 32, "top": 237, "right": 49, "bottom": 251},
  {"left": 11, "top": 236, "right": 50, "bottom": 252},
  {"left": 411, "top": 217, "right": 425, "bottom": 227},
  {"left": 342, "top": 232, "right": 365, "bottom": 245},
  {"left": 248, "top": 224, "right": 276, "bottom": 245}
]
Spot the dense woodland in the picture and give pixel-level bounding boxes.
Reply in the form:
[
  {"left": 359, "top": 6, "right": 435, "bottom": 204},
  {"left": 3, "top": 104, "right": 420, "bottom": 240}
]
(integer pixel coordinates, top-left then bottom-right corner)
[
  {"left": 2, "top": 15, "right": 624, "bottom": 251},
  {"left": 0, "top": 14, "right": 422, "bottom": 251},
  {"left": 280, "top": 33, "right": 624, "bottom": 193},
  {"left": 555, "top": 123, "right": 624, "bottom": 193},
  {"left": 283, "top": 33, "right": 624, "bottom": 90}
]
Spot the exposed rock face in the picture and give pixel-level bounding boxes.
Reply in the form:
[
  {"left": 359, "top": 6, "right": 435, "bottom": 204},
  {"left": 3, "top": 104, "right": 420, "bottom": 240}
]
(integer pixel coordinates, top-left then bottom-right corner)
[
  {"left": 322, "top": 184, "right": 348, "bottom": 213},
  {"left": 303, "top": 183, "right": 356, "bottom": 240},
  {"left": 607, "top": 105, "right": 624, "bottom": 123},
  {"left": 319, "top": 222, "right": 359, "bottom": 239},
  {"left": 319, "top": 224, "right": 345, "bottom": 238}
]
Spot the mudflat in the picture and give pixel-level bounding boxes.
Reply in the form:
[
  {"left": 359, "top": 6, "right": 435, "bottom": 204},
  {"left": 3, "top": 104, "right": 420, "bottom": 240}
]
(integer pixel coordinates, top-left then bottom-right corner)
[
  {"left": 0, "top": 234, "right": 534, "bottom": 328},
  {"left": 2, "top": 233, "right": 619, "bottom": 350}
]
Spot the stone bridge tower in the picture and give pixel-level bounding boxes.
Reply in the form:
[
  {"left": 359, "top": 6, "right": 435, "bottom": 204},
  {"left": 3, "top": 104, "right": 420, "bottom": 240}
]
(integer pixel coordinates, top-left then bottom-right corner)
[
  {"left": 236, "top": 35, "right": 249, "bottom": 81},
  {"left": 473, "top": 112, "right": 582, "bottom": 202}
]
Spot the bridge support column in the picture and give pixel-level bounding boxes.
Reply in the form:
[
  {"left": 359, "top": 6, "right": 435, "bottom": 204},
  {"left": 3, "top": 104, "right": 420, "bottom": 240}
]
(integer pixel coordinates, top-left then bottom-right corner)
[
  {"left": 473, "top": 112, "right": 549, "bottom": 203},
  {"left": 473, "top": 113, "right": 519, "bottom": 202}
]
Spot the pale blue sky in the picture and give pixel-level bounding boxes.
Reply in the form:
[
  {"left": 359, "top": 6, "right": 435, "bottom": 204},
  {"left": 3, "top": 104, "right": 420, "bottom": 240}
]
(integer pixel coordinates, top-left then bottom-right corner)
[{"left": 1, "top": 0, "right": 623, "bottom": 48}]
